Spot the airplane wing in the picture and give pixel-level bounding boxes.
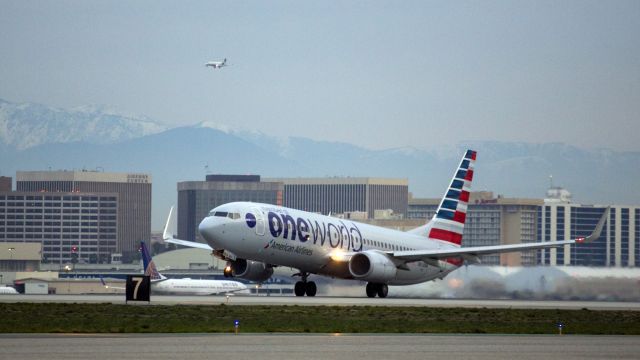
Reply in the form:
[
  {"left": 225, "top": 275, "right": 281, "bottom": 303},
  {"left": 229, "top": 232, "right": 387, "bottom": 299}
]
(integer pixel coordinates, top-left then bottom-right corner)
[
  {"left": 99, "top": 276, "right": 126, "bottom": 290},
  {"left": 392, "top": 207, "right": 609, "bottom": 263},
  {"left": 165, "top": 238, "right": 213, "bottom": 251},
  {"left": 328, "top": 207, "right": 608, "bottom": 265},
  {"left": 162, "top": 206, "right": 213, "bottom": 251}
]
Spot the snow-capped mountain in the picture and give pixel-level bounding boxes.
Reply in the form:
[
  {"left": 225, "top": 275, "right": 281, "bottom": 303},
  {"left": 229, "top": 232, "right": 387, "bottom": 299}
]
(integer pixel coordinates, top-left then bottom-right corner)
[{"left": 0, "top": 98, "right": 167, "bottom": 150}]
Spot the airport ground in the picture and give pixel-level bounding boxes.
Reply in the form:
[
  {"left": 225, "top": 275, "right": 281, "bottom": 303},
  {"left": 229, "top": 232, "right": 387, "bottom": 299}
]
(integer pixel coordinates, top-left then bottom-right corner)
[
  {"left": 1, "top": 333, "right": 639, "bottom": 360},
  {"left": 2, "top": 294, "right": 640, "bottom": 310},
  {"left": 2, "top": 297, "right": 640, "bottom": 335}
]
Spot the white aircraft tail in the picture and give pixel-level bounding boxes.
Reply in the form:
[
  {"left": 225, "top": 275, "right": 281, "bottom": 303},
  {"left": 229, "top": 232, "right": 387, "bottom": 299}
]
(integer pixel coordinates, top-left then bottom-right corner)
[{"left": 408, "top": 150, "right": 476, "bottom": 247}]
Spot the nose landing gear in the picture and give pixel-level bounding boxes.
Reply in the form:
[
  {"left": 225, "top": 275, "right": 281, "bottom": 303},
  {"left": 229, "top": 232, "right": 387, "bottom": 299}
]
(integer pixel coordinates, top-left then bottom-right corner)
[{"left": 293, "top": 271, "right": 317, "bottom": 297}]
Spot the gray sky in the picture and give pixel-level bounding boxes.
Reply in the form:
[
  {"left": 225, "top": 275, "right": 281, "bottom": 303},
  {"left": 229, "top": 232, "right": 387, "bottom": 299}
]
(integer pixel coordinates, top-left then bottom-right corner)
[{"left": 1, "top": 1, "right": 639, "bottom": 151}]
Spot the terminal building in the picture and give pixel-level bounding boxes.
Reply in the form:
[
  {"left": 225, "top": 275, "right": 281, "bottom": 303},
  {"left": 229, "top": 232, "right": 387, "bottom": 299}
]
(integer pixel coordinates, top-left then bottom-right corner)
[
  {"left": 177, "top": 175, "right": 283, "bottom": 242},
  {"left": 265, "top": 177, "right": 409, "bottom": 219},
  {"left": 8, "top": 171, "right": 151, "bottom": 261}
]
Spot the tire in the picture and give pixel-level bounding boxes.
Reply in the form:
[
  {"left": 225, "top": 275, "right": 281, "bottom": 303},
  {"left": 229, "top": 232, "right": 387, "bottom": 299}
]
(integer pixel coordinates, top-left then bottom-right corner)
[
  {"left": 366, "top": 283, "right": 377, "bottom": 298},
  {"left": 377, "top": 284, "right": 388, "bottom": 298},
  {"left": 305, "top": 281, "right": 317, "bottom": 297},
  {"left": 294, "top": 281, "right": 306, "bottom": 296}
]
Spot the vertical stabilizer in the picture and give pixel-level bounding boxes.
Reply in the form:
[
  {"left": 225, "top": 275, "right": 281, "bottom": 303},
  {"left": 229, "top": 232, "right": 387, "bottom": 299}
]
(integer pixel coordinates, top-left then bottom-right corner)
[
  {"left": 140, "top": 241, "right": 166, "bottom": 281},
  {"left": 409, "top": 150, "right": 476, "bottom": 246}
]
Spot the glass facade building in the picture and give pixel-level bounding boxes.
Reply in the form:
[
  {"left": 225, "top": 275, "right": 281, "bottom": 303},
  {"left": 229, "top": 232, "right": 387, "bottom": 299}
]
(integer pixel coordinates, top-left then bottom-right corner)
[{"left": 538, "top": 204, "right": 638, "bottom": 267}]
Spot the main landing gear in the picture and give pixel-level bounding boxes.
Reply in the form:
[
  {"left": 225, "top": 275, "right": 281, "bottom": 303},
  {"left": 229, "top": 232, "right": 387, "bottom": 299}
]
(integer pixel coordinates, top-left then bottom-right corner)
[
  {"left": 366, "top": 282, "right": 388, "bottom": 298},
  {"left": 293, "top": 272, "right": 317, "bottom": 297}
]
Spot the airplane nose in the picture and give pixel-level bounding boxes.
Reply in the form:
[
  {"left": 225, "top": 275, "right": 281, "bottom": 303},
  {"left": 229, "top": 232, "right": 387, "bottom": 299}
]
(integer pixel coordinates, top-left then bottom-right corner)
[{"left": 198, "top": 216, "right": 223, "bottom": 244}]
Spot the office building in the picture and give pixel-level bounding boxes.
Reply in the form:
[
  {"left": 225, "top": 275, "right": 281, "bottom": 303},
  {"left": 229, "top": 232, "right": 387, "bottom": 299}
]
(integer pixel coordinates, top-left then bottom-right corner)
[
  {"left": 0, "top": 192, "right": 118, "bottom": 264},
  {"left": 539, "top": 188, "right": 639, "bottom": 267},
  {"left": 409, "top": 192, "right": 542, "bottom": 266},
  {"left": 177, "top": 175, "right": 283, "bottom": 242},
  {"left": 15, "top": 171, "right": 151, "bottom": 258},
  {"left": 265, "top": 177, "right": 409, "bottom": 219},
  {"left": 0, "top": 177, "right": 11, "bottom": 192}
]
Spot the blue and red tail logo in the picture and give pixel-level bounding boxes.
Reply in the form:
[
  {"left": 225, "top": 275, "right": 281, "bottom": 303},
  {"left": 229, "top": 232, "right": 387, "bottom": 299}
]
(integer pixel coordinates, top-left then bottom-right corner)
[
  {"left": 428, "top": 150, "right": 477, "bottom": 246},
  {"left": 140, "top": 241, "right": 163, "bottom": 281}
]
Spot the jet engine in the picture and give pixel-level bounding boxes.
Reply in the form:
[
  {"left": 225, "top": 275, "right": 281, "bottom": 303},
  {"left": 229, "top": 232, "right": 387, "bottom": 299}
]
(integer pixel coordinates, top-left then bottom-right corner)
[
  {"left": 348, "top": 251, "right": 397, "bottom": 283},
  {"left": 230, "top": 259, "right": 274, "bottom": 282}
]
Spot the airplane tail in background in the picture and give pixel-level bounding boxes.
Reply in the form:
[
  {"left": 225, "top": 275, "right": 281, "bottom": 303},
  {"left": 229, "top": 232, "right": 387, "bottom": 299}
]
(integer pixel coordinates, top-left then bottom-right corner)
[
  {"left": 140, "top": 241, "right": 166, "bottom": 281},
  {"left": 408, "top": 150, "right": 476, "bottom": 247}
]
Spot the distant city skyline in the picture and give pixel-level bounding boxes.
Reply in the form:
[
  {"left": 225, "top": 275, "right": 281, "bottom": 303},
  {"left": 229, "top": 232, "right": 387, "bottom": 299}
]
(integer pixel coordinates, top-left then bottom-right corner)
[{"left": 1, "top": 1, "right": 638, "bottom": 152}]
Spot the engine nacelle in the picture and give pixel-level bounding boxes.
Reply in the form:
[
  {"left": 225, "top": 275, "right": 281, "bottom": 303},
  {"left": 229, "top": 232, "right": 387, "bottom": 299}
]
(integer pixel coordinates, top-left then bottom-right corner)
[
  {"left": 231, "top": 259, "right": 274, "bottom": 282},
  {"left": 348, "top": 251, "right": 397, "bottom": 283}
]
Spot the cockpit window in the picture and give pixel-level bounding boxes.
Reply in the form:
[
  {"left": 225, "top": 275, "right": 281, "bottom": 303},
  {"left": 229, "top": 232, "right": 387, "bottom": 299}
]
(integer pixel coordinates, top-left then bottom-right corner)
[
  {"left": 213, "top": 211, "right": 228, "bottom": 217},
  {"left": 227, "top": 213, "right": 240, "bottom": 220}
]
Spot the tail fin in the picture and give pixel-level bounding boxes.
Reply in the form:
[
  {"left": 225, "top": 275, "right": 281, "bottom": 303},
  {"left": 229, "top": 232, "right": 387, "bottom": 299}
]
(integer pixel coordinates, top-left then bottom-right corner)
[
  {"left": 140, "top": 241, "right": 166, "bottom": 281},
  {"left": 409, "top": 150, "right": 476, "bottom": 246}
]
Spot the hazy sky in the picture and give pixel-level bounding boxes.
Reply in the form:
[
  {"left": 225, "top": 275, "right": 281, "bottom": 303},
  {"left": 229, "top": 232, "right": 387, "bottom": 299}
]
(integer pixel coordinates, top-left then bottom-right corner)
[{"left": 1, "top": 1, "right": 639, "bottom": 151}]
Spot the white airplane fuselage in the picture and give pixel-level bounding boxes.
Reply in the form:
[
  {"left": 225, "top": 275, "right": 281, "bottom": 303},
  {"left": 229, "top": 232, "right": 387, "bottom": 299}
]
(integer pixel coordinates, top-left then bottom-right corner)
[
  {"left": 151, "top": 278, "right": 247, "bottom": 295},
  {"left": 199, "top": 202, "right": 459, "bottom": 285}
]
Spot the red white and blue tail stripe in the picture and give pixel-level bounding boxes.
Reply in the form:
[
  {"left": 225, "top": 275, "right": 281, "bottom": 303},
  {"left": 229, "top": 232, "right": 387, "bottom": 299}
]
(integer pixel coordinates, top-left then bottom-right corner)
[{"left": 426, "top": 150, "right": 476, "bottom": 246}]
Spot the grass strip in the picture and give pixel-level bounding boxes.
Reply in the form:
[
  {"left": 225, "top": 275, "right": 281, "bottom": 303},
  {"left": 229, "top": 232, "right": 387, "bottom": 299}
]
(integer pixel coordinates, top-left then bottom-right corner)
[{"left": 1, "top": 303, "right": 639, "bottom": 334}]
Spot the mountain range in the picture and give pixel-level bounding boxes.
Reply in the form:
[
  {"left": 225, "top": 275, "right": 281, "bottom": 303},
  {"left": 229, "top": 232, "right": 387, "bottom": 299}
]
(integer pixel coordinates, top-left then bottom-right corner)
[{"left": 1, "top": 98, "right": 638, "bottom": 230}]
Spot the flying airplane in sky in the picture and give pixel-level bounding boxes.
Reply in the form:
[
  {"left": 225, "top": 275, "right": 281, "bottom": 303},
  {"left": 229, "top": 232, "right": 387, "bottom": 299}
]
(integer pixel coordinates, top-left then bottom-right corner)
[
  {"left": 101, "top": 241, "right": 248, "bottom": 296},
  {"left": 205, "top": 58, "right": 227, "bottom": 69},
  {"left": 164, "top": 150, "right": 608, "bottom": 298}
]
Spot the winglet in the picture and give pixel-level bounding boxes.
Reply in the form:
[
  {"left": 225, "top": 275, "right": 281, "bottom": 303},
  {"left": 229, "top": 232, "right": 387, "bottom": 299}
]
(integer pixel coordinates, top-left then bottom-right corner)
[
  {"left": 162, "top": 206, "right": 176, "bottom": 241},
  {"left": 579, "top": 207, "right": 610, "bottom": 244}
]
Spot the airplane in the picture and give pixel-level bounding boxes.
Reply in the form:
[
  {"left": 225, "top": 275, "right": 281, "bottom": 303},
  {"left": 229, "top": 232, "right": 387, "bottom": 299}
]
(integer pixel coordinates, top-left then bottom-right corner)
[
  {"left": 100, "top": 241, "right": 248, "bottom": 296},
  {"left": 205, "top": 58, "right": 227, "bottom": 69},
  {"left": 0, "top": 286, "right": 18, "bottom": 295},
  {"left": 164, "top": 150, "right": 609, "bottom": 298}
]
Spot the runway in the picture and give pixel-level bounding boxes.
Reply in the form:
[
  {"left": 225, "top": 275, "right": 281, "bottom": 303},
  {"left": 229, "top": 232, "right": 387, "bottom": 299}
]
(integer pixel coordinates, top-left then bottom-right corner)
[
  {"left": 1, "top": 333, "right": 638, "bottom": 360},
  {"left": 2, "top": 294, "right": 640, "bottom": 310}
]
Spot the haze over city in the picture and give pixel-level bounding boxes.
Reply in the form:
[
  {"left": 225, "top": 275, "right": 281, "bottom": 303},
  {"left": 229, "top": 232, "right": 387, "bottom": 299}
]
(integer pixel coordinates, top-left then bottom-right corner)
[{"left": 1, "top": 1, "right": 639, "bottom": 151}]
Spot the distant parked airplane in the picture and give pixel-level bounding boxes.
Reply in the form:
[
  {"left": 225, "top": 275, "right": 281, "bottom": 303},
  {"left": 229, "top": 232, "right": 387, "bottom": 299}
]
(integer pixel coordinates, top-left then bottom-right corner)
[
  {"left": 0, "top": 286, "right": 18, "bottom": 295},
  {"left": 205, "top": 59, "right": 227, "bottom": 69},
  {"left": 101, "top": 241, "right": 248, "bottom": 296}
]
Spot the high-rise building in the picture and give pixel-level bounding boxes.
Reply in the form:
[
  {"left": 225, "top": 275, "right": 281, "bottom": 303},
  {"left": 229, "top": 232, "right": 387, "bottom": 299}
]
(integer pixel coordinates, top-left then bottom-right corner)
[
  {"left": 177, "top": 175, "right": 283, "bottom": 242},
  {"left": 539, "top": 189, "right": 638, "bottom": 267},
  {"left": 265, "top": 177, "right": 409, "bottom": 219},
  {"left": 0, "top": 192, "right": 118, "bottom": 264},
  {"left": 409, "top": 192, "right": 542, "bottom": 266},
  {"left": 0, "top": 177, "right": 11, "bottom": 192},
  {"left": 16, "top": 171, "right": 151, "bottom": 257}
]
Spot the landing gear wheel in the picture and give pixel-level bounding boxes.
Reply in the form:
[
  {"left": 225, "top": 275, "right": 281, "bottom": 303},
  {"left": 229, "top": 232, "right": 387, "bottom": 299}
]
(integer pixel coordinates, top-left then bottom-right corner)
[
  {"left": 294, "top": 281, "right": 306, "bottom": 296},
  {"left": 366, "top": 283, "right": 377, "bottom": 298},
  {"left": 377, "top": 284, "right": 388, "bottom": 298},
  {"left": 305, "top": 281, "right": 317, "bottom": 297}
]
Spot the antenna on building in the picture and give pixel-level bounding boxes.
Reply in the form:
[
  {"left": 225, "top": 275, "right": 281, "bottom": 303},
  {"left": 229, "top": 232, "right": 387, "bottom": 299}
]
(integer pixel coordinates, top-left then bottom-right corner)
[{"left": 205, "top": 163, "right": 211, "bottom": 175}]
